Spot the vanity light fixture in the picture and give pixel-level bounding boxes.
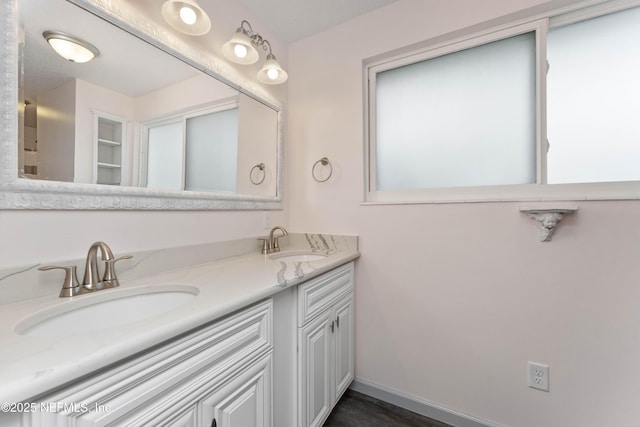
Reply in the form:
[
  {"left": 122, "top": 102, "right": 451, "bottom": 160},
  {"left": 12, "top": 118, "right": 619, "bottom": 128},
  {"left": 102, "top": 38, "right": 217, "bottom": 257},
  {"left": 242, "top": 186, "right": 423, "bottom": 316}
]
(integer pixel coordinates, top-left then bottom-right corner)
[
  {"left": 161, "top": 0, "right": 211, "bottom": 36},
  {"left": 222, "top": 20, "right": 288, "bottom": 85},
  {"left": 43, "top": 31, "right": 99, "bottom": 63}
]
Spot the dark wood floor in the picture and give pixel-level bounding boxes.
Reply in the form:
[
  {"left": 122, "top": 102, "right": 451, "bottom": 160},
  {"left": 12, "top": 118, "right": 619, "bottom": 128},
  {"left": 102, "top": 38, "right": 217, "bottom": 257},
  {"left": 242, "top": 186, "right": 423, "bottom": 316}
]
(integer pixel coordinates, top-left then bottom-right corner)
[{"left": 323, "top": 389, "right": 453, "bottom": 427}]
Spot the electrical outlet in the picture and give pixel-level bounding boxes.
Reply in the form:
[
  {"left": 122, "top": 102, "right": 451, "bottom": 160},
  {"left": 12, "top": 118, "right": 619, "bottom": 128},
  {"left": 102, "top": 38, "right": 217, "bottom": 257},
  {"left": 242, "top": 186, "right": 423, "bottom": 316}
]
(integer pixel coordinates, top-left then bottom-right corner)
[{"left": 528, "top": 361, "right": 549, "bottom": 391}]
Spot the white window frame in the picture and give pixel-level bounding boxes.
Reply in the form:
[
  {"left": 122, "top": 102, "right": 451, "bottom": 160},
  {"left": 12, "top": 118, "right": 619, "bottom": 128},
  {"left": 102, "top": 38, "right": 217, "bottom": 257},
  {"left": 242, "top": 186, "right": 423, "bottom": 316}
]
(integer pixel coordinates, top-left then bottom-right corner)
[{"left": 364, "top": 0, "right": 640, "bottom": 204}]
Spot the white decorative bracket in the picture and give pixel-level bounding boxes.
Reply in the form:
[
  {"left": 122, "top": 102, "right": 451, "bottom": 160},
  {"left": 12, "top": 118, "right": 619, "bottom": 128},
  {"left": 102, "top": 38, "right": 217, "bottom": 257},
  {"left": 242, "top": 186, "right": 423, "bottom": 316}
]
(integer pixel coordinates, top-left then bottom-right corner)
[{"left": 520, "top": 206, "right": 578, "bottom": 242}]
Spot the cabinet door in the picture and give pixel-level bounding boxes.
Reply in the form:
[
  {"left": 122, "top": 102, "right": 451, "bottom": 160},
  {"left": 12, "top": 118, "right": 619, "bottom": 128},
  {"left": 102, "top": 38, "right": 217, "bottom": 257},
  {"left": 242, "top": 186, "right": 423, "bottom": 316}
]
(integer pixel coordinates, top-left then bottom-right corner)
[
  {"left": 166, "top": 406, "right": 198, "bottom": 427},
  {"left": 298, "top": 310, "right": 333, "bottom": 427},
  {"left": 333, "top": 292, "right": 354, "bottom": 401},
  {"left": 201, "top": 353, "right": 272, "bottom": 427}
]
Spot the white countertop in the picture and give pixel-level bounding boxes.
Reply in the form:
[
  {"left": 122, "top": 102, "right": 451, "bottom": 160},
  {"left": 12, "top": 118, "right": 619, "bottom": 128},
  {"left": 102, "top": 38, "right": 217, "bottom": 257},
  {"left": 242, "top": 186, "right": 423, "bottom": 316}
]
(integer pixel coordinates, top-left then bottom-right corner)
[{"left": 0, "top": 234, "right": 359, "bottom": 403}]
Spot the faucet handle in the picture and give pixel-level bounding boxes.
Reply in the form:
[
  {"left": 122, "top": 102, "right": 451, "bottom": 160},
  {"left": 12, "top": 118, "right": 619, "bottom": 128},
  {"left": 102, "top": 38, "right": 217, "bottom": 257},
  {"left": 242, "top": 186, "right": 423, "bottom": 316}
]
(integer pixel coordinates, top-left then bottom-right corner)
[
  {"left": 257, "top": 237, "right": 270, "bottom": 255},
  {"left": 102, "top": 255, "right": 133, "bottom": 288},
  {"left": 39, "top": 265, "right": 81, "bottom": 298}
]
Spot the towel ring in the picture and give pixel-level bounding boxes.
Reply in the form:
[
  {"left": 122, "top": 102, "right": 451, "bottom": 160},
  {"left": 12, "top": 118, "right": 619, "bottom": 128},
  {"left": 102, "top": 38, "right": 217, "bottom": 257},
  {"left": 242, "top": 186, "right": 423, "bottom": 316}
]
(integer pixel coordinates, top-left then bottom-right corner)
[
  {"left": 250, "top": 163, "right": 266, "bottom": 185},
  {"left": 312, "top": 157, "right": 332, "bottom": 183}
]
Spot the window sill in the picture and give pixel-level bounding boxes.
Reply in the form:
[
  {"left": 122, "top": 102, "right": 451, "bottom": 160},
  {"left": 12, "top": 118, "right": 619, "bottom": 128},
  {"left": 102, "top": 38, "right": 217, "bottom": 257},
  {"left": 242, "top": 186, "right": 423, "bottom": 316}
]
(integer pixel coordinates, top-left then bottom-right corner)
[{"left": 363, "top": 181, "right": 640, "bottom": 205}]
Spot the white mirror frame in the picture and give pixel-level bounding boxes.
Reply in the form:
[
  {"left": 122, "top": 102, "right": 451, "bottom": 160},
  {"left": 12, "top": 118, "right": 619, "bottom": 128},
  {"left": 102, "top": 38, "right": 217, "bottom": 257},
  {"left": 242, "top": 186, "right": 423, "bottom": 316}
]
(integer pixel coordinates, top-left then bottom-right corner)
[{"left": 0, "top": 0, "right": 284, "bottom": 210}]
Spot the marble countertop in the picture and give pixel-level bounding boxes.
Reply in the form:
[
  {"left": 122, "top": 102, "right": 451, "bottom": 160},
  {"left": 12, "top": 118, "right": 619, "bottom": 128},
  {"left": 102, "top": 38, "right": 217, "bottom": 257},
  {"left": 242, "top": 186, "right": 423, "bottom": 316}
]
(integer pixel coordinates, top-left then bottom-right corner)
[{"left": 0, "top": 233, "right": 359, "bottom": 403}]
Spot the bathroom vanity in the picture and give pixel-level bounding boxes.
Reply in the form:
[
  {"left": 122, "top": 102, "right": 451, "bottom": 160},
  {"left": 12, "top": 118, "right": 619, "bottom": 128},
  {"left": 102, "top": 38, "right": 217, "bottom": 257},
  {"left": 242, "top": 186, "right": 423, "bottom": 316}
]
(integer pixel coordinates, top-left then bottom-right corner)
[{"left": 0, "top": 234, "right": 358, "bottom": 427}]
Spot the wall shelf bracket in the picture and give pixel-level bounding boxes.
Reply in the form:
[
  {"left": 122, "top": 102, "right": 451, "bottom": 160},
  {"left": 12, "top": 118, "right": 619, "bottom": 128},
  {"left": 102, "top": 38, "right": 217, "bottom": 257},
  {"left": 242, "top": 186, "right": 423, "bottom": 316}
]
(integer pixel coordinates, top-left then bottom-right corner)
[{"left": 520, "top": 206, "right": 578, "bottom": 242}]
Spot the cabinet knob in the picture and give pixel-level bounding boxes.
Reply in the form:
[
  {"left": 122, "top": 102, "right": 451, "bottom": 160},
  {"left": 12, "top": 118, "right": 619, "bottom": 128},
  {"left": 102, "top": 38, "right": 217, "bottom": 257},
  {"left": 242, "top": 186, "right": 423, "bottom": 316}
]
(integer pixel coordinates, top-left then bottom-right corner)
[
  {"left": 330, "top": 320, "right": 335, "bottom": 333},
  {"left": 336, "top": 315, "right": 340, "bottom": 328},
  {"left": 211, "top": 418, "right": 217, "bottom": 427}
]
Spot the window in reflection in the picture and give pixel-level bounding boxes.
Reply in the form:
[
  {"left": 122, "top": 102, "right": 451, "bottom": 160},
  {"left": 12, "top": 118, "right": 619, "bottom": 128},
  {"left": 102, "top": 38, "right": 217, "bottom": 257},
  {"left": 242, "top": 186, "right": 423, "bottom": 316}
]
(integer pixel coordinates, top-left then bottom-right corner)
[
  {"left": 144, "top": 100, "right": 240, "bottom": 192},
  {"left": 185, "top": 108, "right": 239, "bottom": 192},
  {"left": 147, "top": 121, "right": 183, "bottom": 190}
]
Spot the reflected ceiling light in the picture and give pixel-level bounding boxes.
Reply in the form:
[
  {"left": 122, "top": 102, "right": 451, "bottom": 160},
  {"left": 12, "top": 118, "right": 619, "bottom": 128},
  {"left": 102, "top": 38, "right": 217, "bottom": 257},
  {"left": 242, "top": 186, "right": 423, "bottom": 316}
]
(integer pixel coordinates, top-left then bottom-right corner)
[
  {"left": 223, "top": 20, "right": 288, "bottom": 85},
  {"left": 43, "top": 31, "right": 99, "bottom": 63},
  {"left": 161, "top": 0, "right": 211, "bottom": 36}
]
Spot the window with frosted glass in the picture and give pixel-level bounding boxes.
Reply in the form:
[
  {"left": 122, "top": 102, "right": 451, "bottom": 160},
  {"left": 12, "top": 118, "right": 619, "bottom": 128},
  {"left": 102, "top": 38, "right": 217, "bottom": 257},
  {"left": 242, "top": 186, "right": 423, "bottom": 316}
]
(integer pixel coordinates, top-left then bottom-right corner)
[
  {"left": 374, "top": 32, "right": 537, "bottom": 190},
  {"left": 147, "top": 122, "right": 184, "bottom": 190},
  {"left": 547, "top": 7, "right": 640, "bottom": 184},
  {"left": 185, "top": 108, "right": 239, "bottom": 192}
]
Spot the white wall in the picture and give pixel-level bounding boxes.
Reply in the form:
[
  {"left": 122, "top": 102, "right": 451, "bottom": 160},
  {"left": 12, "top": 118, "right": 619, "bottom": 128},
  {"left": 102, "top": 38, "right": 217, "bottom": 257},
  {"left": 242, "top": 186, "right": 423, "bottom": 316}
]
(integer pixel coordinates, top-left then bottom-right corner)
[
  {"left": 287, "top": 0, "right": 640, "bottom": 426},
  {"left": 134, "top": 74, "right": 237, "bottom": 122},
  {"left": 236, "top": 93, "right": 279, "bottom": 196}
]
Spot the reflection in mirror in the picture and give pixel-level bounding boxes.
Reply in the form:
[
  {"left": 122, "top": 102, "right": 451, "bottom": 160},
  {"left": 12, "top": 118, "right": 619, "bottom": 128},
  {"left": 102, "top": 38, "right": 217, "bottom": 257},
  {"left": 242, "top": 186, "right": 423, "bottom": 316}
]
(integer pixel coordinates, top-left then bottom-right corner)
[{"left": 17, "top": 0, "right": 278, "bottom": 198}]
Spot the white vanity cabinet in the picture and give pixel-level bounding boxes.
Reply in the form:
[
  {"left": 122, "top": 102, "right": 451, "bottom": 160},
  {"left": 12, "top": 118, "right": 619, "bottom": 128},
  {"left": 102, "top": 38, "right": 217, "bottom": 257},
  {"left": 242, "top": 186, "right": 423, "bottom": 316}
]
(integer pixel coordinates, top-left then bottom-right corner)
[
  {"left": 26, "top": 300, "right": 273, "bottom": 427},
  {"left": 5, "top": 257, "right": 358, "bottom": 427},
  {"left": 297, "top": 262, "right": 355, "bottom": 427}
]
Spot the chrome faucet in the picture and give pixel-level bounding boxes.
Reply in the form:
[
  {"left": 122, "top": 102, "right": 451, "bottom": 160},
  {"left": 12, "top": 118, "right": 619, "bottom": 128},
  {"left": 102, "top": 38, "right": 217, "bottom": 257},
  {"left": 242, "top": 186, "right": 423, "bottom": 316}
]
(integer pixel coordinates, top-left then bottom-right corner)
[
  {"left": 39, "top": 241, "right": 132, "bottom": 297},
  {"left": 258, "top": 226, "right": 289, "bottom": 254}
]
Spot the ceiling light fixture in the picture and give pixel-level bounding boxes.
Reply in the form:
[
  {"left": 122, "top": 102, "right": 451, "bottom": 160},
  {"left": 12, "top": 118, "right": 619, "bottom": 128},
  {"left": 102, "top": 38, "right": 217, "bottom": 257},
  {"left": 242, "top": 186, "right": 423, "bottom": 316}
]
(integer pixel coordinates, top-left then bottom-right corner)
[
  {"left": 43, "top": 31, "right": 99, "bottom": 63},
  {"left": 222, "top": 20, "right": 288, "bottom": 85},
  {"left": 161, "top": 0, "right": 211, "bottom": 36}
]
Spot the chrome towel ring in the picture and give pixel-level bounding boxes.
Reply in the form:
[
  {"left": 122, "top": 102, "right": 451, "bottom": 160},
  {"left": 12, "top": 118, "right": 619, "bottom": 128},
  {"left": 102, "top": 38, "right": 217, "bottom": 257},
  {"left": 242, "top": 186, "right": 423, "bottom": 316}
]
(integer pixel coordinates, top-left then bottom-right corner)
[
  {"left": 250, "top": 163, "right": 266, "bottom": 185},
  {"left": 312, "top": 157, "right": 332, "bottom": 182}
]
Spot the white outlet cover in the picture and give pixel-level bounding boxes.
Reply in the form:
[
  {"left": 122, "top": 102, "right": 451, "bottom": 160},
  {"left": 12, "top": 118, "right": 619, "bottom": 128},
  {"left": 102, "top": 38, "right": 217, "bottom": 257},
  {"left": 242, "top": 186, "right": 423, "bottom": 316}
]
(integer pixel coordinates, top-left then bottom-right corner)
[{"left": 528, "top": 361, "right": 549, "bottom": 392}]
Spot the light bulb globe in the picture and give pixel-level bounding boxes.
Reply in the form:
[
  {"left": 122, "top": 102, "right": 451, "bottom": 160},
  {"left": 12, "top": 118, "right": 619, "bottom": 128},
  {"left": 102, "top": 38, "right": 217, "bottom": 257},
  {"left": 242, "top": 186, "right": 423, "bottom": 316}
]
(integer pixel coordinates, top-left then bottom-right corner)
[
  {"left": 179, "top": 6, "right": 197, "bottom": 25},
  {"left": 161, "top": 0, "right": 211, "bottom": 36},
  {"left": 222, "top": 29, "right": 259, "bottom": 64},
  {"left": 234, "top": 44, "right": 248, "bottom": 59},
  {"left": 257, "top": 55, "right": 288, "bottom": 85},
  {"left": 43, "top": 31, "right": 99, "bottom": 63},
  {"left": 267, "top": 68, "right": 279, "bottom": 80}
]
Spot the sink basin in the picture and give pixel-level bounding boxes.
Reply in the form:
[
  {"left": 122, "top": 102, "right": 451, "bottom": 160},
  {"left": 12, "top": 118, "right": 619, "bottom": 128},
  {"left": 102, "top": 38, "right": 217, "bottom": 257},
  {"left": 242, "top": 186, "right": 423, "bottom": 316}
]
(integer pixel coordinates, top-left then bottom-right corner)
[
  {"left": 269, "top": 251, "right": 328, "bottom": 262},
  {"left": 15, "top": 284, "right": 199, "bottom": 337}
]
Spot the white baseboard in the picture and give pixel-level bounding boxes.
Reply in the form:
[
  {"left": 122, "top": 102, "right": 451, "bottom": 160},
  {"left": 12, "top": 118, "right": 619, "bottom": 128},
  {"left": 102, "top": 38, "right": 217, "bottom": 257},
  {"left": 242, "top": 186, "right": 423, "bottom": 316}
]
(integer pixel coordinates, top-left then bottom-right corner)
[{"left": 350, "top": 378, "right": 507, "bottom": 427}]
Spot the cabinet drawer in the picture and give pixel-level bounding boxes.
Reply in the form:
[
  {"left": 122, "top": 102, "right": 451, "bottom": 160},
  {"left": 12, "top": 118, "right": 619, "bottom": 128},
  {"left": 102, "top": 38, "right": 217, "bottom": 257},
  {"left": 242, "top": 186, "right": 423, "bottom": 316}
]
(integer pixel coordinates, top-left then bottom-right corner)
[
  {"left": 298, "top": 262, "right": 353, "bottom": 327},
  {"left": 27, "top": 300, "right": 272, "bottom": 426}
]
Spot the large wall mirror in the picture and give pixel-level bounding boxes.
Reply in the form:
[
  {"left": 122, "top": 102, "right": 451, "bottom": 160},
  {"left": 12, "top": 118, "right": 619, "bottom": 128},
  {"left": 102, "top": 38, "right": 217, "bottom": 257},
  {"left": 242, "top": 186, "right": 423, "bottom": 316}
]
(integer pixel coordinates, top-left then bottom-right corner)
[{"left": 0, "top": 0, "right": 284, "bottom": 210}]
